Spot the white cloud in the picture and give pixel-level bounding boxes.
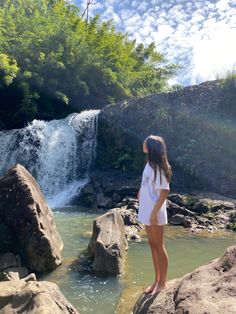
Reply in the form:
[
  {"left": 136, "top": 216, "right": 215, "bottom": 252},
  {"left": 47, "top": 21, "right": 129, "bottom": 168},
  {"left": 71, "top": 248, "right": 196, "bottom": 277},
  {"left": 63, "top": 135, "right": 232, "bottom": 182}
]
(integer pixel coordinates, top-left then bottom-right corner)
[{"left": 75, "top": 0, "right": 236, "bottom": 85}]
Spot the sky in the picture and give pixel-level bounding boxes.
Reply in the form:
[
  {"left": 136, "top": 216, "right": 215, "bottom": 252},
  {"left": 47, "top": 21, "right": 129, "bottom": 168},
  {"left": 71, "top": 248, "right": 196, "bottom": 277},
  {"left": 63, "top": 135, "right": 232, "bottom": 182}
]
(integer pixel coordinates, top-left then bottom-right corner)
[{"left": 73, "top": 0, "right": 236, "bottom": 86}]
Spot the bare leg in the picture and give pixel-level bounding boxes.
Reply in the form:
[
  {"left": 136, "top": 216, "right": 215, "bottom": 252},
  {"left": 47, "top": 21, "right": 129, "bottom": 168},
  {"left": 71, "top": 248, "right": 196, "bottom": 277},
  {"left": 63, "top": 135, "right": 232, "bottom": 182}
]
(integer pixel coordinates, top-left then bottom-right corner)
[
  {"left": 144, "top": 247, "right": 160, "bottom": 293},
  {"left": 144, "top": 224, "right": 169, "bottom": 295},
  {"left": 144, "top": 225, "right": 160, "bottom": 293}
]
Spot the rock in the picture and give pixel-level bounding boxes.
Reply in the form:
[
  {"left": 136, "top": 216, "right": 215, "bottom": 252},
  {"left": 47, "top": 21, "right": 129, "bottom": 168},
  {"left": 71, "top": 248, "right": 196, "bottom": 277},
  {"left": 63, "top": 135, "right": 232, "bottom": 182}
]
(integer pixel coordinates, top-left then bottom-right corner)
[
  {"left": 167, "top": 200, "right": 196, "bottom": 217},
  {"left": 124, "top": 226, "right": 141, "bottom": 242},
  {"left": 0, "top": 253, "right": 20, "bottom": 272},
  {"left": 0, "top": 164, "right": 63, "bottom": 273},
  {"left": 23, "top": 273, "right": 37, "bottom": 282},
  {"left": 0, "top": 219, "right": 17, "bottom": 253},
  {"left": 90, "top": 169, "right": 140, "bottom": 198},
  {"left": 76, "top": 182, "right": 97, "bottom": 207},
  {"left": 183, "top": 216, "right": 196, "bottom": 228},
  {"left": 88, "top": 209, "right": 128, "bottom": 275},
  {"left": 168, "top": 193, "right": 195, "bottom": 207},
  {"left": 113, "top": 205, "right": 143, "bottom": 240},
  {"left": 169, "top": 214, "right": 186, "bottom": 225},
  {"left": 112, "top": 192, "right": 122, "bottom": 202},
  {"left": 0, "top": 252, "right": 36, "bottom": 282},
  {"left": 97, "top": 192, "right": 113, "bottom": 209},
  {"left": 115, "top": 206, "right": 140, "bottom": 226},
  {"left": 133, "top": 245, "right": 236, "bottom": 314},
  {"left": 99, "top": 80, "right": 236, "bottom": 197},
  {"left": 2, "top": 267, "right": 29, "bottom": 281},
  {"left": 0, "top": 280, "right": 79, "bottom": 313},
  {"left": 169, "top": 193, "right": 236, "bottom": 214},
  {"left": 94, "top": 204, "right": 144, "bottom": 241},
  {"left": 121, "top": 197, "right": 139, "bottom": 212},
  {"left": 193, "top": 199, "right": 213, "bottom": 214}
]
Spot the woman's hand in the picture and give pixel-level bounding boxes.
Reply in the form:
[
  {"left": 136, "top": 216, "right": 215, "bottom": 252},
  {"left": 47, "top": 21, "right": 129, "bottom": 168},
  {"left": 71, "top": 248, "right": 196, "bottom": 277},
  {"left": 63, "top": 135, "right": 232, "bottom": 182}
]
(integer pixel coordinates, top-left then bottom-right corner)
[
  {"left": 149, "top": 189, "right": 169, "bottom": 224},
  {"left": 150, "top": 211, "right": 159, "bottom": 225}
]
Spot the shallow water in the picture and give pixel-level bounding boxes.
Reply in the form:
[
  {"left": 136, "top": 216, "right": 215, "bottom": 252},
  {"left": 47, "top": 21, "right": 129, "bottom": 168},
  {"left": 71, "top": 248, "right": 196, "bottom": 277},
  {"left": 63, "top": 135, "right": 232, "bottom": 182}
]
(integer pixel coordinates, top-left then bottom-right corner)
[{"left": 42, "top": 207, "right": 236, "bottom": 314}]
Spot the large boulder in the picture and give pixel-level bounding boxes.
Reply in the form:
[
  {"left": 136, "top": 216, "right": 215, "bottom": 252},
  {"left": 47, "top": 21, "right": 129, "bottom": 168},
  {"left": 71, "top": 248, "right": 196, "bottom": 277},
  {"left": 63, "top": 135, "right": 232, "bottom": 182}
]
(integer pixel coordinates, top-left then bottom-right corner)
[
  {"left": 0, "top": 164, "right": 63, "bottom": 273},
  {"left": 133, "top": 245, "right": 236, "bottom": 314},
  {"left": 0, "top": 280, "right": 78, "bottom": 314},
  {"left": 88, "top": 209, "right": 128, "bottom": 275},
  {"left": 98, "top": 79, "right": 236, "bottom": 197},
  {"left": 72, "top": 168, "right": 141, "bottom": 209}
]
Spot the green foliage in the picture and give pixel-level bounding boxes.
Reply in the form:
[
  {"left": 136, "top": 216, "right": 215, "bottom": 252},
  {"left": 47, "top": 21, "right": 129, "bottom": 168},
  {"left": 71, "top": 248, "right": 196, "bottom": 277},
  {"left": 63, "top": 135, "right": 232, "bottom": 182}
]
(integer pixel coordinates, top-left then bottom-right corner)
[
  {"left": 153, "top": 105, "right": 172, "bottom": 126},
  {"left": 0, "top": 0, "right": 178, "bottom": 129},
  {"left": 219, "top": 76, "right": 236, "bottom": 117},
  {"left": 95, "top": 119, "right": 144, "bottom": 173},
  {"left": 0, "top": 53, "right": 19, "bottom": 86}
]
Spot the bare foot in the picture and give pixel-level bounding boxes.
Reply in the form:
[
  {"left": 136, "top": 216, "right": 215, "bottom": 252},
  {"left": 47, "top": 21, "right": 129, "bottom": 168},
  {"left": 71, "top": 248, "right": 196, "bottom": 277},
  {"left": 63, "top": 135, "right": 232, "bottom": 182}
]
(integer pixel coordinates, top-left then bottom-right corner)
[
  {"left": 144, "top": 280, "right": 158, "bottom": 294},
  {"left": 150, "top": 282, "right": 168, "bottom": 296}
]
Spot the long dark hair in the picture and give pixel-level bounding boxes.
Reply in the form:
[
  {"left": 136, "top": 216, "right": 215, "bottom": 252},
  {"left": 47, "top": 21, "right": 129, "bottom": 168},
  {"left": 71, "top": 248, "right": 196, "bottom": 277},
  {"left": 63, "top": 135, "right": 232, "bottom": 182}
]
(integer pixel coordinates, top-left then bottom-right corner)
[{"left": 144, "top": 134, "right": 172, "bottom": 184}]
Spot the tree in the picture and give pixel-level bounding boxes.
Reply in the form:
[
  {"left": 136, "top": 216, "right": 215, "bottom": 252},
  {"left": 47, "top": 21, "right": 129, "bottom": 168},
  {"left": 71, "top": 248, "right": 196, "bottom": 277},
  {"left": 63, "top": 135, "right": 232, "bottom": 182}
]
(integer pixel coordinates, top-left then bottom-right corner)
[{"left": 0, "top": 0, "right": 179, "bottom": 129}]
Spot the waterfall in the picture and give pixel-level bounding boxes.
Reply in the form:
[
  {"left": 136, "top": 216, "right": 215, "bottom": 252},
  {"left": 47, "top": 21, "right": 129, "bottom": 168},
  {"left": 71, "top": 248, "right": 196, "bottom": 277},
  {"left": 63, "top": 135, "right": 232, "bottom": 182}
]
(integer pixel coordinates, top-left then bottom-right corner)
[{"left": 0, "top": 110, "right": 100, "bottom": 208}]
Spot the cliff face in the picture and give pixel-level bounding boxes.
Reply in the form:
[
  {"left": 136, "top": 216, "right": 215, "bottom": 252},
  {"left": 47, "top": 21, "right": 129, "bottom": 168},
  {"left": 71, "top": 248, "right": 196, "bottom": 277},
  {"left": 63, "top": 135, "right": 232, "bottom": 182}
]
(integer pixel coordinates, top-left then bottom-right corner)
[{"left": 97, "top": 79, "right": 236, "bottom": 198}]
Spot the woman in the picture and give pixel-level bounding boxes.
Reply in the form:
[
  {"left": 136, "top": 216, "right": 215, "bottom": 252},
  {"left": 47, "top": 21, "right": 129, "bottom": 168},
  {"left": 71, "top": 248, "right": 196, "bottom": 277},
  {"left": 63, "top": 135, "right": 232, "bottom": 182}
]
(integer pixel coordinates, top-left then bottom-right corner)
[{"left": 137, "top": 134, "right": 172, "bottom": 295}]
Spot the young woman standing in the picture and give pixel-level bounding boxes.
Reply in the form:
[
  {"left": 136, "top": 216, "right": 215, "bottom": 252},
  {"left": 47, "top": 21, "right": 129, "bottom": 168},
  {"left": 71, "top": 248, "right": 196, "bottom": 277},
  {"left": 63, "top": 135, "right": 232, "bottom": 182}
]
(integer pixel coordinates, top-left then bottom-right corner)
[{"left": 137, "top": 134, "right": 172, "bottom": 295}]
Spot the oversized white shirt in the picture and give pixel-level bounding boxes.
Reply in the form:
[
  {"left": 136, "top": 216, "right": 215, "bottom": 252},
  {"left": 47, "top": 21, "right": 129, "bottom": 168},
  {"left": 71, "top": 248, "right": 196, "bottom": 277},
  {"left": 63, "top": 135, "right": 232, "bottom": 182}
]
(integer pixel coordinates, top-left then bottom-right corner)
[{"left": 137, "top": 162, "right": 170, "bottom": 225}]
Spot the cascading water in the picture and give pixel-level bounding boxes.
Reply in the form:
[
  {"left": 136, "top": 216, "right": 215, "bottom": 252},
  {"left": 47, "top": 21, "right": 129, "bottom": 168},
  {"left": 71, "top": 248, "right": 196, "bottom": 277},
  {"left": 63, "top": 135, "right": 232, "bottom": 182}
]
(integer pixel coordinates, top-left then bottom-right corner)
[{"left": 0, "top": 110, "right": 100, "bottom": 208}]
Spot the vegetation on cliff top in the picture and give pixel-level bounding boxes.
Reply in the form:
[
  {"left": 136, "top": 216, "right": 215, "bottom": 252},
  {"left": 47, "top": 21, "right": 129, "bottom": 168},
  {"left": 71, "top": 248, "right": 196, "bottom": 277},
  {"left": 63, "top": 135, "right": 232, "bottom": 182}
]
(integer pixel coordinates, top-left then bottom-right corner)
[{"left": 0, "top": 0, "right": 179, "bottom": 130}]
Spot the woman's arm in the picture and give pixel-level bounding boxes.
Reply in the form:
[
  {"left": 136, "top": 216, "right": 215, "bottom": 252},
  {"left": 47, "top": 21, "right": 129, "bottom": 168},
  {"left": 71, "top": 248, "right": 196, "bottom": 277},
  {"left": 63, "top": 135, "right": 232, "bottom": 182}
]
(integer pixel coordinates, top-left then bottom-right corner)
[{"left": 150, "top": 189, "right": 169, "bottom": 223}]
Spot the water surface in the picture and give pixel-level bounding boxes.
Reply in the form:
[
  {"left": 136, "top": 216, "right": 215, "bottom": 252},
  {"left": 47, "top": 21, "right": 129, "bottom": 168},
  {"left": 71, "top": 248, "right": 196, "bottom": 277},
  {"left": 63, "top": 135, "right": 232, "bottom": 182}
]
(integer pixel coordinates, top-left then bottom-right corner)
[{"left": 42, "top": 207, "right": 236, "bottom": 313}]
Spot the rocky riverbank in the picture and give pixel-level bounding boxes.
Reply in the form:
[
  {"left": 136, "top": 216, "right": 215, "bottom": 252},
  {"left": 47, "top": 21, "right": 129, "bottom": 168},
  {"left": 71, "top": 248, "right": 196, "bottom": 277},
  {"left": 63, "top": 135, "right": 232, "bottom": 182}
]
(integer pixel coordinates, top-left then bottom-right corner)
[
  {"left": 133, "top": 245, "right": 236, "bottom": 314},
  {"left": 73, "top": 168, "right": 236, "bottom": 235}
]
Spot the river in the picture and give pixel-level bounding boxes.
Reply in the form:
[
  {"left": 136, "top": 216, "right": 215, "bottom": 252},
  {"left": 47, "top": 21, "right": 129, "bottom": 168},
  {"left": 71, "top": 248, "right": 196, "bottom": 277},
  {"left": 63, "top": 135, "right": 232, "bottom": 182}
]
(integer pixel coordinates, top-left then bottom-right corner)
[{"left": 42, "top": 207, "right": 236, "bottom": 314}]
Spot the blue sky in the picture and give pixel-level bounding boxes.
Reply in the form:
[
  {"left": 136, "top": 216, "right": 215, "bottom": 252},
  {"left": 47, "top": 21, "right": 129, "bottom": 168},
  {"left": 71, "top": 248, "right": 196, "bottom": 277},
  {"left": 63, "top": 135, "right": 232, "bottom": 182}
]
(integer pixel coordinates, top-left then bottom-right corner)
[{"left": 73, "top": 0, "right": 236, "bottom": 86}]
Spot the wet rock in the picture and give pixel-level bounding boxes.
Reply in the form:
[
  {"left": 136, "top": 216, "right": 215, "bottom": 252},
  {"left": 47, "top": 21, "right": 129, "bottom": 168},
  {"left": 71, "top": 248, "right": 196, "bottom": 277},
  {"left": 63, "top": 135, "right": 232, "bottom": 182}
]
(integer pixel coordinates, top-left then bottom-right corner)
[
  {"left": 75, "top": 181, "right": 97, "bottom": 207},
  {"left": 133, "top": 245, "right": 236, "bottom": 314},
  {"left": 88, "top": 209, "right": 128, "bottom": 276},
  {"left": 0, "top": 280, "right": 79, "bottom": 313},
  {"left": 0, "top": 164, "right": 63, "bottom": 273}
]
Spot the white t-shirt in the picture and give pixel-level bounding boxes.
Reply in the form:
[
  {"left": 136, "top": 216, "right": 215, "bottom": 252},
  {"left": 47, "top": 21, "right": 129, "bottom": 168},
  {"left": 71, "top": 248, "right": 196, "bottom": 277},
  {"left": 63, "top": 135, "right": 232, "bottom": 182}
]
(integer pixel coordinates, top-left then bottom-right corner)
[{"left": 137, "top": 162, "right": 170, "bottom": 225}]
